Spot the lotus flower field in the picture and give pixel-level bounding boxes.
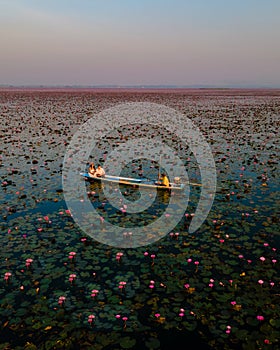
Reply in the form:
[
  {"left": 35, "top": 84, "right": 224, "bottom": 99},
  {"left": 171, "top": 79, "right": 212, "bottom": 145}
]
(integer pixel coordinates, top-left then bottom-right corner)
[{"left": 0, "top": 88, "right": 279, "bottom": 349}]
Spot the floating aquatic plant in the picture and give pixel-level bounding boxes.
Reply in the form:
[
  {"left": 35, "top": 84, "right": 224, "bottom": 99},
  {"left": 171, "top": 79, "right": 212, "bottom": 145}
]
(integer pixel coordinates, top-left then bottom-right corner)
[{"left": 0, "top": 89, "right": 279, "bottom": 349}]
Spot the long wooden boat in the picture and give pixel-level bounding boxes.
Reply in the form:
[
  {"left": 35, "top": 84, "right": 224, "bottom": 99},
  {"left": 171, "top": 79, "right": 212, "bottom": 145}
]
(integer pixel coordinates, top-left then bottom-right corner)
[{"left": 80, "top": 173, "right": 186, "bottom": 191}]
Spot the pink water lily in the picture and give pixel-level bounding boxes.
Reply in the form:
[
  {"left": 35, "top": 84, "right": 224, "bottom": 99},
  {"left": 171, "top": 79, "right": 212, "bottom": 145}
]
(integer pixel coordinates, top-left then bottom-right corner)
[
  {"left": 69, "top": 274, "right": 76, "bottom": 283},
  {"left": 150, "top": 254, "right": 156, "bottom": 266},
  {"left": 116, "top": 252, "right": 123, "bottom": 262},
  {"left": 25, "top": 258, "right": 33, "bottom": 268},
  {"left": 91, "top": 289, "right": 99, "bottom": 298},
  {"left": 122, "top": 316, "right": 128, "bottom": 329},
  {"left": 58, "top": 296, "right": 66, "bottom": 306},
  {"left": 68, "top": 251, "right": 76, "bottom": 260},
  {"left": 88, "top": 314, "right": 95, "bottom": 325},
  {"left": 225, "top": 325, "right": 231, "bottom": 334},
  {"left": 4, "top": 272, "right": 12, "bottom": 282},
  {"left": 118, "top": 281, "right": 126, "bottom": 291}
]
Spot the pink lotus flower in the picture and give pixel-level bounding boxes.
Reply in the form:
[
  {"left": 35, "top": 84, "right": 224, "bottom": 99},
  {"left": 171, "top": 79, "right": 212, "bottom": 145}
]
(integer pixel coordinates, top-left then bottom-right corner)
[
  {"left": 116, "top": 252, "right": 123, "bottom": 262},
  {"left": 91, "top": 289, "right": 99, "bottom": 297},
  {"left": 256, "top": 315, "right": 264, "bottom": 321},
  {"left": 58, "top": 296, "right": 66, "bottom": 305},
  {"left": 68, "top": 252, "right": 76, "bottom": 260},
  {"left": 118, "top": 281, "right": 126, "bottom": 290},
  {"left": 259, "top": 256, "right": 266, "bottom": 262},
  {"left": 4, "top": 272, "right": 12, "bottom": 282},
  {"left": 122, "top": 316, "right": 128, "bottom": 328},
  {"left": 25, "top": 258, "right": 33, "bottom": 268},
  {"left": 154, "top": 313, "right": 160, "bottom": 318},
  {"left": 88, "top": 314, "right": 95, "bottom": 324},
  {"left": 225, "top": 325, "right": 231, "bottom": 334}
]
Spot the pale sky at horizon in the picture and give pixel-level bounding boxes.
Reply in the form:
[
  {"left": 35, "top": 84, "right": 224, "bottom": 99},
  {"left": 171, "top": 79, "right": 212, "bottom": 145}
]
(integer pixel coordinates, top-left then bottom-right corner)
[{"left": 1, "top": 0, "right": 280, "bottom": 87}]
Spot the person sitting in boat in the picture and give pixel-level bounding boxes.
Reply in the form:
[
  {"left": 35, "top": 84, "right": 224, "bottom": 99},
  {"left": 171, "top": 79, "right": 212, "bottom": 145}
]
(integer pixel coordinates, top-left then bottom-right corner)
[
  {"left": 95, "top": 164, "right": 105, "bottom": 178},
  {"left": 160, "top": 173, "right": 170, "bottom": 187},
  {"left": 88, "top": 162, "right": 96, "bottom": 177}
]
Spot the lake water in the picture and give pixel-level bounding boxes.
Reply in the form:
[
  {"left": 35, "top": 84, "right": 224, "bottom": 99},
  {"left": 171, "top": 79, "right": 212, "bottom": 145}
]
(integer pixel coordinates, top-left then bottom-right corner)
[{"left": 0, "top": 89, "right": 279, "bottom": 349}]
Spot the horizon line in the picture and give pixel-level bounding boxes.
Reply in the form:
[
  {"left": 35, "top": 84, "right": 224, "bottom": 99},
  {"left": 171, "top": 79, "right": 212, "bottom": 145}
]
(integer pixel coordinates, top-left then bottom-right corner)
[{"left": 1, "top": 84, "right": 280, "bottom": 90}]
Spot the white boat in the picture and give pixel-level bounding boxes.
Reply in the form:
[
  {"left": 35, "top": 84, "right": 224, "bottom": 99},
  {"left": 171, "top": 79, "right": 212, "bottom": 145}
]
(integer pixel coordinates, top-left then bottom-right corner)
[{"left": 80, "top": 173, "right": 186, "bottom": 191}]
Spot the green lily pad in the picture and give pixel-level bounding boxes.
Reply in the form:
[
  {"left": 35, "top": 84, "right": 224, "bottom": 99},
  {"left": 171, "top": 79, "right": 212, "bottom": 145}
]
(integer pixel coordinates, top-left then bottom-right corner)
[
  {"left": 144, "top": 337, "right": 161, "bottom": 349},
  {"left": 120, "top": 337, "right": 137, "bottom": 349}
]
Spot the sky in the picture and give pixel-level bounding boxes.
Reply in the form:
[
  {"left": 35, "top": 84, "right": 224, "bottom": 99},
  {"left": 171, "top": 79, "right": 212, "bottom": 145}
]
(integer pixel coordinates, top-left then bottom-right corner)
[{"left": 0, "top": 0, "right": 280, "bottom": 87}]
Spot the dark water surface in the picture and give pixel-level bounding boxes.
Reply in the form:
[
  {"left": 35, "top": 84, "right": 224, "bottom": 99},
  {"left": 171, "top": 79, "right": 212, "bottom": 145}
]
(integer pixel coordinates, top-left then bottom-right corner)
[{"left": 0, "top": 89, "right": 279, "bottom": 349}]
